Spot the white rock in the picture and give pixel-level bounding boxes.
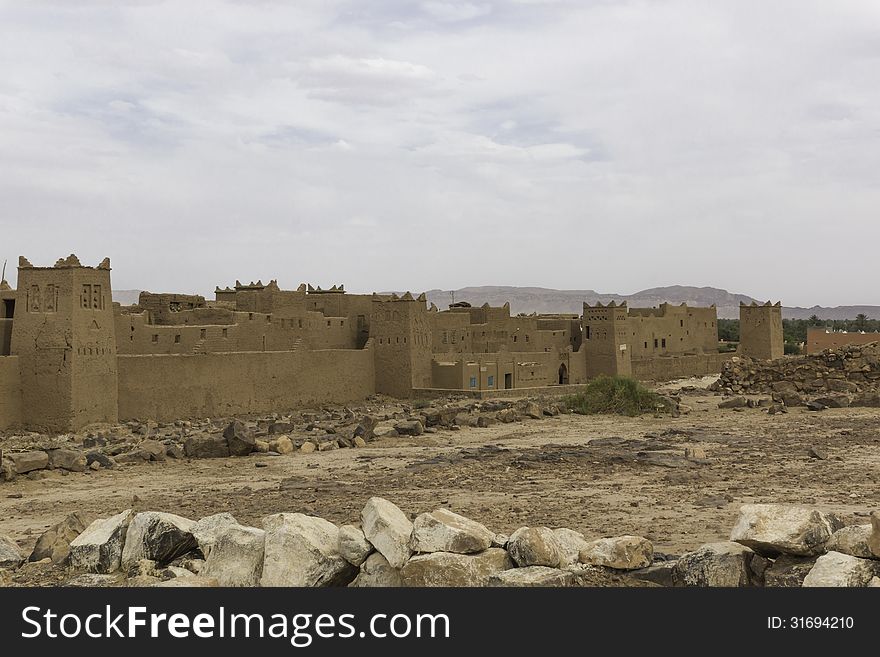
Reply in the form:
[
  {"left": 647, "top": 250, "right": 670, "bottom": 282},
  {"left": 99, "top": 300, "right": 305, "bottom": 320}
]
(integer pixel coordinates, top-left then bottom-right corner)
[
  {"left": 410, "top": 509, "right": 494, "bottom": 555},
  {"left": 488, "top": 566, "right": 578, "bottom": 587},
  {"left": 802, "top": 551, "right": 880, "bottom": 587},
  {"left": 579, "top": 536, "right": 653, "bottom": 570},
  {"left": 338, "top": 525, "right": 373, "bottom": 567},
  {"left": 507, "top": 527, "right": 561, "bottom": 567},
  {"left": 121, "top": 512, "right": 196, "bottom": 569},
  {"left": 69, "top": 510, "right": 134, "bottom": 573},
  {"left": 0, "top": 534, "right": 24, "bottom": 569},
  {"left": 400, "top": 549, "right": 513, "bottom": 587},
  {"left": 361, "top": 497, "right": 413, "bottom": 569},
  {"left": 730, "top": 504, "right": 842, "bottom": 556},
  {"left": 261, "top": 513, "right": 355, "bottom": 587},
  {"left": 826, "top": 525, "right": 874, "bottom": 559},
  {"left": 350, "top": 552, "right": 402, "bottom": 587},
  {"left": 191, "top": 513, "right": 239, "bottom": 559},
  {"left": 552, "top": 528, "right": 590, "bottom": 567},
  {"left": 672, "top": 542, "right": 768, "bottom": 587},
  {"left": 200, "top": 525, "right": 265, "bottom": 587}
]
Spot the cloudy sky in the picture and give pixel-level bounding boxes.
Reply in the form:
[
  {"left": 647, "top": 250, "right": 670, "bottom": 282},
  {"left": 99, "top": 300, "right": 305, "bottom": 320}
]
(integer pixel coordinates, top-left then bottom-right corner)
[{"left": 1, "top": 1, "right": 878, "bottom": 306}]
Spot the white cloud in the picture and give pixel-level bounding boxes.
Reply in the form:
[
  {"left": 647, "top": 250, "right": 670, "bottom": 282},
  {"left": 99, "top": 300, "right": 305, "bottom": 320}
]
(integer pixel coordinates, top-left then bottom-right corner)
[{"left": 0, "top": 0, "right": 878, "bottom": 306}]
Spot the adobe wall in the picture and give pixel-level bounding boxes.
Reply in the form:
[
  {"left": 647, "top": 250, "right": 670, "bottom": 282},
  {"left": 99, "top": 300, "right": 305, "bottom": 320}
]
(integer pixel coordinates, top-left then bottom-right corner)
[
  {"left": 0, "top": 318, "right": 12, "bottom": 356},
  {"left": 740, "top": 302, "right": 784, "bottom": 360},
  {"left": 429, "top": 349, "right": 584, "bottom": 391},
  {"left": 629, "top": 304, "right": 718, "bottom": 358},
  {"left": 631, "top": 352, "right": 733, "bottom": 382},
  {"left": 117, "top": 347, "right": 375, "bottom": 421},
  {"left": 805, "top": 328, "right": 880, "bottom": 355},
  {"left": 0, "top": 356, "right": 22, "bottom": 429}
]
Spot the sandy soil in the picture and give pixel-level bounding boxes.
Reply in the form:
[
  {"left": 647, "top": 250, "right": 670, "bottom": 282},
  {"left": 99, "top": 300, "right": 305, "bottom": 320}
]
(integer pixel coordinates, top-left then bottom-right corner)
[{"left": 3, "top": 385, "right": 879, "bottom": 569}]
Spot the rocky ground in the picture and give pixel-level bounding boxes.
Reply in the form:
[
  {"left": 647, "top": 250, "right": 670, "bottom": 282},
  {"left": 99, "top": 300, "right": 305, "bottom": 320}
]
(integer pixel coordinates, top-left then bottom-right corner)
[{"left": 2, "top": 373, "right": 880, "bottom": 586}]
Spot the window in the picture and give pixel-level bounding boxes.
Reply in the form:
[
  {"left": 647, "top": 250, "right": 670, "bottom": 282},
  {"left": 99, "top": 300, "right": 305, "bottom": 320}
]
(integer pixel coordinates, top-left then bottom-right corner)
[
  {"left": 488, "top": 375, "right": 494, "bottom": 387},
  {"left": 298, "top": 319, "right": 303, "bottom": 328},
  {"left": 469, "top": 376, "right": 477, "bottom": 388},
  {"left": 327, "top": 320, "right": 331, "bottom": 327},
  {"left": 248, "top": 313, "right": 254, "bottom": 320},
  {"left": 200, "top": 329, "right": 206, "bottom": 339},
  {"left": 174, "top": 334, "right": 181, "bottom": 344},
  {"left": 152, "top": 334, "right": 159, "bottom": 343},
  {"left": 513, "top": 335, "right": 517, "bottom": 342},
  {"left": 525, "top": 335, "right": 530, "bottom": 342},
  {"left": 222, "top": 328, "right": 228, "bottom": 338},
  {"left": 644, "top": 342, "right": 648, "bottom": 349},
  {"left": 654, "top": 339, "right": 658, "bottom": 348},
  {"left": 680, "top": 320, "right": 684, "bottom": 327},
  {"left": 661, "top": 338, "right": 666, "bottom": 348}
]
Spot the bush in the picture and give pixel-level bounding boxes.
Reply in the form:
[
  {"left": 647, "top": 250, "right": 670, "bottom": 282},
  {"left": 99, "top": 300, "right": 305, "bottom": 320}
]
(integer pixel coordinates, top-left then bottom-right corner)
[
  {"left": 411, "top": 399, "right": 431, "bottom": 409},
  {"left": 783, "top": 342, "right": 801, "bottom": 355},
  {"left": 562, "top": 376, "right": 672, "bottom": 417}
]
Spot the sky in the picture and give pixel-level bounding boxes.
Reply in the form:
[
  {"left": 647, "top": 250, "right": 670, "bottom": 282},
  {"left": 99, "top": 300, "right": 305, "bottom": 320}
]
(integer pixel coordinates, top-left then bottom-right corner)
[{"left": 0, "top": 0, "right": 878, "bottom": 306}]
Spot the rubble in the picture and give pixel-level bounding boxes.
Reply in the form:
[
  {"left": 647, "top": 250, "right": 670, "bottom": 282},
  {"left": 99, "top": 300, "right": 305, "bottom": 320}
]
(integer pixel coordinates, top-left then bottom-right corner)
[
  {"left": 729, "top": 504, "right": 842, "bottom": 556},
  {"left": 361, "top": 497, "right": 413, "bottom": 569},
  {"left": 29, "top": 512, "right": 87, "bottom": 565}
]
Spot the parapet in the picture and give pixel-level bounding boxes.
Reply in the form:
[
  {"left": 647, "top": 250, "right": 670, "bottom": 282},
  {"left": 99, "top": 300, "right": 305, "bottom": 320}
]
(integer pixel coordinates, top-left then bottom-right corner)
[{"left": 18, "top": 254, "right": 110, "bottom": 270}]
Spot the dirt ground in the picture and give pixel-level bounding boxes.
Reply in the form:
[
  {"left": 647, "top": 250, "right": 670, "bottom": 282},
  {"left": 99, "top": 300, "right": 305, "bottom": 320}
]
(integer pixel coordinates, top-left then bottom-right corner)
[{"left": 3, "top": 381, "right": 879, "bottom": 572}]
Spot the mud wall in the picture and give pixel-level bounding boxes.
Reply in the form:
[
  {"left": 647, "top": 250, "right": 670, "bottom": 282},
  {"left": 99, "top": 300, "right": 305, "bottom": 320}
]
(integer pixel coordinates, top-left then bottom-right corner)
[
  {"left": 631, "top": 352, "right": 733, "bottom": 382},
  {"left": 117, "top": 347, "right": 375, "bottom": 421},
  {"left": 0, "top": 356, "right": 22, "bottom": 429}
]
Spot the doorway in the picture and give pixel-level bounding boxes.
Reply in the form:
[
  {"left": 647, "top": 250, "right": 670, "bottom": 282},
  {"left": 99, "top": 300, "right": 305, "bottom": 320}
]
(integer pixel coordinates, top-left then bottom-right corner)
[
  {"left": 2, "top": 299, "right": 13, "bottom": 319},
  {"left": 504, "top": 373, "right": 512, "bottom": 389},
  {"left": 558, "top": 363, "right": 569, "bottom": 385}
]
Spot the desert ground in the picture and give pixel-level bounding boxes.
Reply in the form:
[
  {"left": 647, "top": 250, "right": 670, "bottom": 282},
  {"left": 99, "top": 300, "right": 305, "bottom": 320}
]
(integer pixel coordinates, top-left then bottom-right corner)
[{"left": 2, "top": 377, "right": 878, "bottom": 586}]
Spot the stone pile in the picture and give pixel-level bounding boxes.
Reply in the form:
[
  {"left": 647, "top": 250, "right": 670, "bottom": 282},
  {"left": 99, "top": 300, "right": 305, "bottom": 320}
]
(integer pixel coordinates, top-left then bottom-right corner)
[
  {"left": 713, "top": 343, "right": 880, "bottom": 409},
  {"left": 0, "top": 396, "right": 568, "bottom": 483},
  {"left": 2, "top": 500, "right": 879, "bottom": 587}
]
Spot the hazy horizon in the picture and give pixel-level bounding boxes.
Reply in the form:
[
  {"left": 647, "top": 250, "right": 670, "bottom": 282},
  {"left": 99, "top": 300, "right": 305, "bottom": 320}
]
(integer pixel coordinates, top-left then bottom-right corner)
[{"left": 1, "top": 1, "right": 878, "bottom": 306}]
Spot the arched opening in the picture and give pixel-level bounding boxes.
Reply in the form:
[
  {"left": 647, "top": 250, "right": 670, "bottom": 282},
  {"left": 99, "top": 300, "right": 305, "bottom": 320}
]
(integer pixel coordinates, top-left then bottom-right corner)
[{"left": 558, "top": 363, "right": 568, "bottom": 385}]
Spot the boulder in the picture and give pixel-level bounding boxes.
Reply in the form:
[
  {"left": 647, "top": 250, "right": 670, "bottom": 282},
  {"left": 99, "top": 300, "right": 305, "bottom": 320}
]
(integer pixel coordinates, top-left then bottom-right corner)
[
  {"left": 868, "top": 511, "right": 880, "bottom": 558},
  {"left": 338, "top": 525, "right": 373, "bottom": 567},
  {"left": 671, "top": 542, "right": 768, "bottom": 587},
  {"left": 394, "top": 420, "right": 424, "bottom": 436},
  {"left": 361, "top": 497, "right": 413, "bottom": 569},
  {"left": 552, "top": 528, "right": 591, "bottom": 567},
  {"left": 410, "top": 509, "right": 494, "bottom": 555},
  {"left": 851, "top": 392, "right": 880, "bottom": 407},
  {"left": 488, "top": 566, "right": 578, "bottom": 587},
  {"left": 47, "top": 449, "right": 88, "bottom": 472},
  {"left": 200, "top": 525, "right": 265, "bottom": 587},
  {"left": 523, "top": 402, "right": 543, "bottom": 420},
  {"left": 401, "top": 548, "right": 513, "bottom": 587},
  {"left": 261, "top": 513, "right": 355, "bottom": 587},
  {"left": 121, "top": 512, "right": 197, "bottom": 569},
  {"left": 300, "top": 441, "right": 317, "bottom": 453},
  {"left": 826, "top": 525, "right": 874, "bottom": 559},
  {"left": 718, "top": 397, "right": 748, "bottom": 409},
  {"left": 579, "top": 536, "right": 653, "bottom": 570},
  {"left": 155, "top": 576, "right": 220, "bottom": 587},
  {"left": 191, "top": 512, "right": 239, "bottom": 559},
  {"left": 730, "top": 504, "right": 843, "bottom": 556},
  {"left": 184, "top": 435, "right": 230, "bottom": 459},
  {"left": 137, "top": 440, "right": 166, "bottom": 461},
  {"left": 802, "top": 551, "right": 880, "bottom": 587},
  {"left": 268, "top": 436, "right": 294, "bottom": 455},
  {"left": 29, "top": 512, "right": 87, "bottom": 564},
  {"left": 630, "top": 562, "right": 677, "bottom": 587},
  {"left": 779, "top": 391, "right": 803, "bottom": 407},
  {"left": 764, "top": 555, "right": 817, "bottom": 587},
  {"left": 0, "top": 534, "right": 24, "bottom": 569},
  {"left": 86, "top": 452, "right": 116, "bottom": 469},
  {"left": 224, "top": 421, "right": 256, "bottom": 456},
  {"left": 9, "top": 450, "right": 49, "bottom": 474},
  {"left": 69, "top": 509, "right": 134, "bottom": 573},
  {"left": 507, "top": 527, "right": 561, "bottom": 567},
  {"left": 350, "top": 552, "right": 402, "bottom": 587}
]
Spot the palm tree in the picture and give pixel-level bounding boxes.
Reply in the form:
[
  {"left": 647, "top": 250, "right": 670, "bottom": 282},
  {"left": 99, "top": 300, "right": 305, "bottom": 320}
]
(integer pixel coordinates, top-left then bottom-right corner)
[{"left": 856, "top": 313, "right": 868, "bottom": 332}]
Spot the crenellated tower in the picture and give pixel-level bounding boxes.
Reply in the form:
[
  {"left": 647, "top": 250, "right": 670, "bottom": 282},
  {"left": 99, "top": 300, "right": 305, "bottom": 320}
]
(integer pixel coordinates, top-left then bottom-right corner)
[{"left": 582, "top": 301, "right": 632, "bottom": 378}]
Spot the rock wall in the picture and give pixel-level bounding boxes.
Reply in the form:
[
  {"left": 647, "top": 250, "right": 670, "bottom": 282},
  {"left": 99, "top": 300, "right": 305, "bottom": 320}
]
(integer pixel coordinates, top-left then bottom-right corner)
[
  {"left": 715, "top": 343, "right": 880, "bottom": 400},
  {"left": 117, "top": 348, "right": 375, "bottom": 422},
  {"left": 632, "top": 352, "right": 733, "bottom": 382}
]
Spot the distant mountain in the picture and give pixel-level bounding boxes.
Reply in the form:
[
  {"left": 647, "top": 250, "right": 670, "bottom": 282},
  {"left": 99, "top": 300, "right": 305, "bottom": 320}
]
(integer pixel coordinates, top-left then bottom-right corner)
[
  {"left": 420, "top": 286, "right": 880, "bottom": 320},
  {"left": 113, "top": 285, "right": 880, "bottom": 320},
  {"left": 112, "top": 289, "right": 141, "bottom": 306}
]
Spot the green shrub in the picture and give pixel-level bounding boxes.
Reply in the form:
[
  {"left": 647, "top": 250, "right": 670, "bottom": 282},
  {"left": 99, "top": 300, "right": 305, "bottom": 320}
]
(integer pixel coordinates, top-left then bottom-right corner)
[
  {"left": 562, "top": 376, "right": 672, "bottom": 417},
  {"left": 411, "top": 398, "right": 431, "bottom": 409},
  {"left": 783, "top": 341, "right": 801, "bottom": 355}
]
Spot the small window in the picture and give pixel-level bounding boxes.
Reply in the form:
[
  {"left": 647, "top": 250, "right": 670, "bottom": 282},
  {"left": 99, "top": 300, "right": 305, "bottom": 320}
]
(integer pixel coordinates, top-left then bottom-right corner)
[
  {"left": 654, "top": 339, "right": 658, "bottom": 348},
  {"left": 513, "top": 335, "right": 518, "bottom": 342},
  {"left": 661, "top": 338, "right": 666, "bottom": 348},
  {"left": 174, "top": 334, "right": 181, "bottom": 344},
  {"left": 152, "top": 334, "right": 159, "bottom": 343},
  {"left": 469, "top": 376, "right": 477, "bottom": 388},
  {"left": 525, "top": 335, "right": 530, "bottom": 342},
  {"left": 200, "top": 329, "right": 206, "bottom": 339},
  {"left": 298, "top": 319, "right": 303, "bottom": 328},
  {"left": 488, "top": 375, "right": 494, "bottom": 387},
  {"left": 644, "top": 341, "right": 648, "bottom": 349},
  {"left": 327, "top": 320, "right": 331, "bottom": 327},
  {"left": 222, "top": 328, "right": 228, "bottom": 338},
  {"left": 680, "top": 320, "right": 684, "bottom": 327},
  {"left": 249, "top": 313, "right": 254, "bottom": 320}
]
